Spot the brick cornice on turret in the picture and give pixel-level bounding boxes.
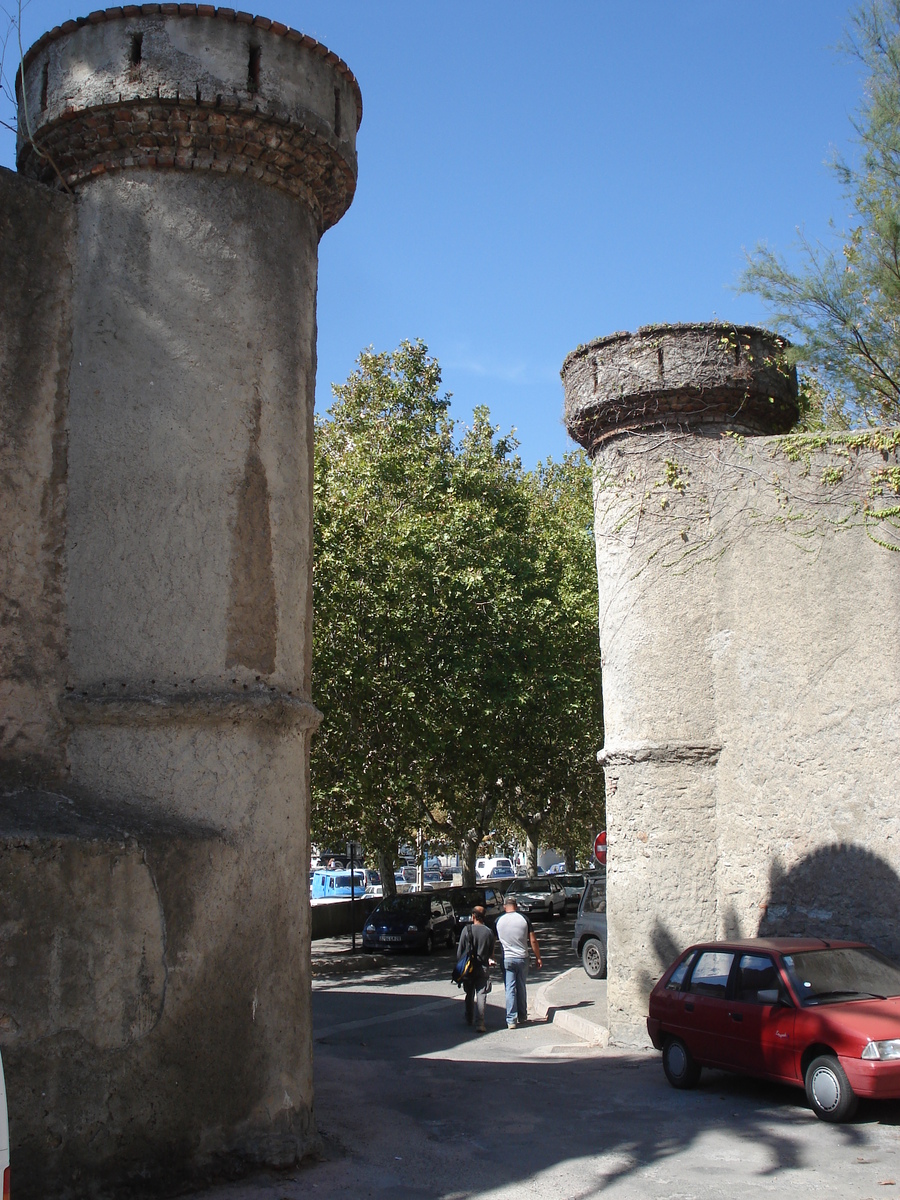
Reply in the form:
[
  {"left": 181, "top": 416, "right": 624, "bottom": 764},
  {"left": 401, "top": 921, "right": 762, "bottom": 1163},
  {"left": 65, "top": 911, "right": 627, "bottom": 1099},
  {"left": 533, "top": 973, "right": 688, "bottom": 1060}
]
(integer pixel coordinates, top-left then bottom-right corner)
[
  {"left": 16, "top": 5, "right": 359, "bottom": 230},
  {"left": 19, "top": 98, "right": 354, "bottom": 230},
  {"left": 562, "top": 323, "right": 799, "bottom": 451}
]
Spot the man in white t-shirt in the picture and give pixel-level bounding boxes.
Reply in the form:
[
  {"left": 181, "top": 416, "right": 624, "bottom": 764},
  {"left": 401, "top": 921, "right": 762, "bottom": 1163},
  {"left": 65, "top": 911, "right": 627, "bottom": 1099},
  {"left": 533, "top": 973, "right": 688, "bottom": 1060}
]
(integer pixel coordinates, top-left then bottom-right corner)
[{"left": 495, "top": 895, "right": 542, "bottom": 1028}]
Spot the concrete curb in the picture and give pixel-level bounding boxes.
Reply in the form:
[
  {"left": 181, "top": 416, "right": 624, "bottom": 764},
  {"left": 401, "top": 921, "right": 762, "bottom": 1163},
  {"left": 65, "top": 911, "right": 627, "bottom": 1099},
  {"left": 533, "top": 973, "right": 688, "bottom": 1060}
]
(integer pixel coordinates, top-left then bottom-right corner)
[{"left": 533, "top": 967, "right": 610, "bottom": 1047}]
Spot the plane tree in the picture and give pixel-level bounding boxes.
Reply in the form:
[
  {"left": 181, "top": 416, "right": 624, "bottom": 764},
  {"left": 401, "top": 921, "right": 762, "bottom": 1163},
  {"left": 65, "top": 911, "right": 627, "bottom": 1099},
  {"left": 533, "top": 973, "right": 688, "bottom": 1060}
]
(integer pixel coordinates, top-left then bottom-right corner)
[{"left": 312, "top": 342, "right": 604, "bottom": 888}]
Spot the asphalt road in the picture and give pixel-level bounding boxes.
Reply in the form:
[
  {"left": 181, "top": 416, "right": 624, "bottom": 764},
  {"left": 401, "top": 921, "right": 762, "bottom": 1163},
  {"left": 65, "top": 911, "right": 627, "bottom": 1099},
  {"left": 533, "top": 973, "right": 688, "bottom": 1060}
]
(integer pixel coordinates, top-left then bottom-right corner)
[{"left": 188, "top": 915, "right": 900, "bottom": 1200}]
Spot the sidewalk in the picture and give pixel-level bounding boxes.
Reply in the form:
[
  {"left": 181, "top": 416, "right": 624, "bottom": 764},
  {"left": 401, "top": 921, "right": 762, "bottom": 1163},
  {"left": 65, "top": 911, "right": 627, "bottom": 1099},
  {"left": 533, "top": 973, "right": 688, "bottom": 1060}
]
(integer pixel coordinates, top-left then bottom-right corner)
[{"left": 533, "top": 964, "right": 610, "bottom": 1046}]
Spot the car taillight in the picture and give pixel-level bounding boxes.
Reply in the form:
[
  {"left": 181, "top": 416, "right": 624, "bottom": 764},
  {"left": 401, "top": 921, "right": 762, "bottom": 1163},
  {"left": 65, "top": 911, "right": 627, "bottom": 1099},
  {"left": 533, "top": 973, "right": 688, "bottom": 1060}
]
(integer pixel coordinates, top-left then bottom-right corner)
[{"left": 3, "top": 1163, "right": 9, "bottom": 1200}]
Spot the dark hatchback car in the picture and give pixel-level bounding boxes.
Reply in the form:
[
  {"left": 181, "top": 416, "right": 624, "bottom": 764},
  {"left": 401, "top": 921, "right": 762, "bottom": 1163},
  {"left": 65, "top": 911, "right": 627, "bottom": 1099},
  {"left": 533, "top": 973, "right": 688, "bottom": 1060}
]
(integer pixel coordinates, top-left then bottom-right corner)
[
  {"left": 443, "top": 886, "right": 506, "bottom": 934},
  {"left": 648, "top": 937, "right": 900, "bottom": 1121},
  {"left": 362, "top": 894, "right": 455, "bottom": 954}
]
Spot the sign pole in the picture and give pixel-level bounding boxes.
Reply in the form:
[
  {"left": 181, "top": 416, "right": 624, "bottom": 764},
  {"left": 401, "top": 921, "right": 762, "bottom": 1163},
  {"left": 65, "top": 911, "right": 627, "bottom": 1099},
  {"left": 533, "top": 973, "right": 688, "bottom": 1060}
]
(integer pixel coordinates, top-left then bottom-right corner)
[{"left": 349, "top": 840, "right": 357, "bottom": 951}]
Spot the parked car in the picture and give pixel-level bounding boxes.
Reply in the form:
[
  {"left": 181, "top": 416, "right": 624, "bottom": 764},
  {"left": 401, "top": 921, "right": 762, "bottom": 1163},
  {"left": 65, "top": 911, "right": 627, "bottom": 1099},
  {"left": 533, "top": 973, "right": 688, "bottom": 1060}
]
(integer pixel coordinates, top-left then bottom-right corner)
[
  {"left": 443, "top": 885, "right": 506, "bottom": 934},
  {"left": 572, "top": 874, "right": 607, "bottom": 977},
  {"left": 361, "top": 894, "right": 456, "bottom": 954},
  {"left": 0, "top": 1048, "right": 8, "bottom": 1200},
  {"left": 648, "top": 937, "right": 900, "bottom": 1121},
  {"left": 504, "top": 876, "right": 566, "bottom": 920},
  {"left": 489, "top": 864, "right": 516, "bottom": 879},
  {"left": 556, "top": 872, "right": 589, "bottom": 911},
  {"left": 475, "top": 856, "right": 514, "bottom": 880}
]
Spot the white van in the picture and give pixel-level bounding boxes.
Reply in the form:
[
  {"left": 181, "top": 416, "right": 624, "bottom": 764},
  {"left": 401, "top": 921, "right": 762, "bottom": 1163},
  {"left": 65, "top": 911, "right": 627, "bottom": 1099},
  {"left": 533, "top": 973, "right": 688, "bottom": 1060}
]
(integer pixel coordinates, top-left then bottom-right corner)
[
  {"left": 0, "top": 1047, "right": 8, "bottom": 1199},
  {"left": 475, "top": 856, "right": 514, "bottom": 879}
]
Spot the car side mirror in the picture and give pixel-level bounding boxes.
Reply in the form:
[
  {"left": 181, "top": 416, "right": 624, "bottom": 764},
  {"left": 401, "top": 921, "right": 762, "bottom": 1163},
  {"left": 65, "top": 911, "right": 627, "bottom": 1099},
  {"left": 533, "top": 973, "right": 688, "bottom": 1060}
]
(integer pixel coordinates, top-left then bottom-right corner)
[{"left": 758, "top": 988, "right": 791, "bottom": 1007}]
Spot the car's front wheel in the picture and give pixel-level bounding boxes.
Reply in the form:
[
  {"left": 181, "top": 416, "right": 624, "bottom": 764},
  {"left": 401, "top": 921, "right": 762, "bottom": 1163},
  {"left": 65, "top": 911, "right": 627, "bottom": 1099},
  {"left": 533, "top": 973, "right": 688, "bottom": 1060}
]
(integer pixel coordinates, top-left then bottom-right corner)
[
  {"left": 662, "top": 1037, "right": 702, "bottom": 1089},
  {"left": 422, "top": 932, "right": 434, "bottom": 955},
  {"left": 581, "top": 937, "right": 607, "bottom": 979},
  {"left": 805, "top": 1055, "right": 858, "bottom": 1122}
]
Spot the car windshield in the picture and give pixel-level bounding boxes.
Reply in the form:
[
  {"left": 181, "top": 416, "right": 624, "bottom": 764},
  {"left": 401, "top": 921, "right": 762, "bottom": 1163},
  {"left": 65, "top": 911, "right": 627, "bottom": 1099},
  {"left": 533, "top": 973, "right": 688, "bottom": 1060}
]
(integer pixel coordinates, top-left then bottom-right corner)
[
  {"left": 782, "top": 947, "right": 900, "bottom": 1006},
  {"left": 377, "top": 896, "right": 429, "bottom": 915},
  {"left": 447, "top": 889, "right": 484, "bottom": 909},
  {"left": 508, "top": 878, "right": 549, "bottom": 893}
]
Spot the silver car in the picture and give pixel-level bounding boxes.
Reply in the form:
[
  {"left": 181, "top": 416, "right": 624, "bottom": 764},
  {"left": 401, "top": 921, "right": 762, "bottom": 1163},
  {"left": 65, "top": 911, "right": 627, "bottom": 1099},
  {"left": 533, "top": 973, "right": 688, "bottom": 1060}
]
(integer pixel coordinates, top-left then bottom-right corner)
[
  {"left": 504, "top": 876, "right": 566, "bottom": 919},
  {"left": 571, "top": 874, "right": 608, "bottom": 978}
]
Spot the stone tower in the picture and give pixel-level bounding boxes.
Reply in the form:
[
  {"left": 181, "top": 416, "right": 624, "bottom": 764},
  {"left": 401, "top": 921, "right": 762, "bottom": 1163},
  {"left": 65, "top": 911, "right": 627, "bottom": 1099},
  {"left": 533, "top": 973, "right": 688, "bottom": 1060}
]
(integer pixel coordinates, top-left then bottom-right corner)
[
  {"left": 563, "top": 323, "right": 900, "bottom": 1043},
  {"left": 0, "top": 6, "right": 359, "bottom": 1193}
]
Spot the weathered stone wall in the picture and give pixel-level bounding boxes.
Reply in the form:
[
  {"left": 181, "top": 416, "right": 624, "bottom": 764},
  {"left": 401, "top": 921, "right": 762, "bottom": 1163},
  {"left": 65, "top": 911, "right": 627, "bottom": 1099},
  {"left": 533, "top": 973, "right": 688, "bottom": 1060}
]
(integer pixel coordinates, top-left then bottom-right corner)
[
  {"left": 0, "top": 169, "right": 73, "bottom": 782},
  {"left": 564, "top": 325, "right": 900, "bottom": 1045},
  {"left": 0, "top": 7, "right": 359, "bottom": 1194}
]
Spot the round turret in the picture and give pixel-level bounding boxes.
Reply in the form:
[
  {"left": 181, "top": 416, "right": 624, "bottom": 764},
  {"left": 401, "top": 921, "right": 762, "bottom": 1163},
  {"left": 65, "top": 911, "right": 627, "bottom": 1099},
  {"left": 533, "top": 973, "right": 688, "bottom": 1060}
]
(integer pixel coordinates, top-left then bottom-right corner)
[
  {"left": 562, "top": 322, "right": 799, "bottom": 451},
  {"left": 16, "top": 5, "right": 361, "bottom": 230}
]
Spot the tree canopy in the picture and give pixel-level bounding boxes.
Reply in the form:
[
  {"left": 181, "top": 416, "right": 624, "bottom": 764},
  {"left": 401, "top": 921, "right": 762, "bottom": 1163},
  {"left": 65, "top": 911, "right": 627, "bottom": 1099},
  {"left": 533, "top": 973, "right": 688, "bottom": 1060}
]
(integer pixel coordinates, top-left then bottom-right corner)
[
  {"left": 311, "top": 340, "right": 603, "bottom": 882},
  {"left": 740, "top": 1, "right": 900, "bottom": 428}
]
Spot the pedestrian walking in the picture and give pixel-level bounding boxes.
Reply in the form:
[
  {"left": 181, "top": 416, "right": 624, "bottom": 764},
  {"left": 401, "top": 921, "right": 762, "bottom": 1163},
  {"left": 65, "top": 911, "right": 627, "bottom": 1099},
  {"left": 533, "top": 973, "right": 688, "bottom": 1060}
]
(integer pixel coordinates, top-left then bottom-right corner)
[
  {"left": 495, "top": 894, "right": 542, "bottom": 1028},
  {"left": 456, "top": 906, "right": 495, "bottom": 1032}
]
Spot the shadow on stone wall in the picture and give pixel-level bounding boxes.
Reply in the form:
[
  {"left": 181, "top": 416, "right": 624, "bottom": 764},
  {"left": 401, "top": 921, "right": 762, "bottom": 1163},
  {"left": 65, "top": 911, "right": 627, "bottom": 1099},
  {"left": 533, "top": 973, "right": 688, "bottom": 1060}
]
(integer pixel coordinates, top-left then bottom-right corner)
[
  {"left": 632, "top": 842, "right": 900, "bottom": 1004},
  {"left": 758, "top": 843, "right": 900, "bottom": 961},
  {"left": 636, "top": 919, "right": 685, "bottom": 1001}
]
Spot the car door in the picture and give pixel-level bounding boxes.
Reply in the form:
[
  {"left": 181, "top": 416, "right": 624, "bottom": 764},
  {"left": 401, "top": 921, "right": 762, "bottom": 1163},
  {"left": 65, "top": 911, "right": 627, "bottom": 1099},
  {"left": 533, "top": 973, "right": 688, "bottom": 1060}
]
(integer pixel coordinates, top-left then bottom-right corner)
[
  {"left": 679, "top": 949, "right": 736, "bottom": 1066},
  {"left": 719, "top": 952, "right": 798, "bottom": 1080},
  {"left": 430, "top": 897, "right": 449, "bottom": 939}
]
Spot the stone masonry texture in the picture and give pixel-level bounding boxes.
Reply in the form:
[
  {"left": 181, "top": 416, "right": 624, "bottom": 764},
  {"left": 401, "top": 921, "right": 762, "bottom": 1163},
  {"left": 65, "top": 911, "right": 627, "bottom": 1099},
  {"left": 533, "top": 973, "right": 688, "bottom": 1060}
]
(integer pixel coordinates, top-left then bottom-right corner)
[
  {"left": 563, "top": 323, "right": 900, "bottom": 1046},
  {"left": 0, "top": 7, "right": 358, "bottom": 1195}
]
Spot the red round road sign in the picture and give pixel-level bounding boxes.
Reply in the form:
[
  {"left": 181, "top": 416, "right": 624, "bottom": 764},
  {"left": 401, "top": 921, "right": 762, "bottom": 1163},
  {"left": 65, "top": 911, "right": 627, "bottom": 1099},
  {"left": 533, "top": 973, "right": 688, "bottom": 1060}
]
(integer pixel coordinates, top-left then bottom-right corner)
[{"left": 594, "top": 830, "right": 607, "bottom": 865}]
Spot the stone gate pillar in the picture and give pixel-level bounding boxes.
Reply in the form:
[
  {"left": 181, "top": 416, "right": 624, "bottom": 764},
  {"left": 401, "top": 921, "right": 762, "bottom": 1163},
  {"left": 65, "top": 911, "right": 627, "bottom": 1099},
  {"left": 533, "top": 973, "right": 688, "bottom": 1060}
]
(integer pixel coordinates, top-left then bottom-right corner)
[
  {"left": 562, "top": 323, "right": 798, "bottom": 1044},
  {"left": 4, "top": 7, "right": 359, "bottom": 1192}
]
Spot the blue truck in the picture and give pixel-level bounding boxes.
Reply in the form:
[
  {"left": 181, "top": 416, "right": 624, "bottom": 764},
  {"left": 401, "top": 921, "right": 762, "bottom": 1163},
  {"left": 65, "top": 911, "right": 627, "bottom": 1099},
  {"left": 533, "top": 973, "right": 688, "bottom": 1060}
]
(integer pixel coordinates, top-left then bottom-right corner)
[{"left": 311, "top": 868, "right": 367, "bottom": 900}]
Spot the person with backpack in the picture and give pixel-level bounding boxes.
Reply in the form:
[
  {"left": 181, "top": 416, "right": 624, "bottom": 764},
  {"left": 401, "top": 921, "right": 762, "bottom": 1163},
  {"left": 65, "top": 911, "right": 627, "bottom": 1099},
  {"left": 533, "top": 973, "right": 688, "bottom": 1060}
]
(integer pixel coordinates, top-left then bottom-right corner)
[{"left": 456, "top": 906, "right": 496, "bottom": 1032}]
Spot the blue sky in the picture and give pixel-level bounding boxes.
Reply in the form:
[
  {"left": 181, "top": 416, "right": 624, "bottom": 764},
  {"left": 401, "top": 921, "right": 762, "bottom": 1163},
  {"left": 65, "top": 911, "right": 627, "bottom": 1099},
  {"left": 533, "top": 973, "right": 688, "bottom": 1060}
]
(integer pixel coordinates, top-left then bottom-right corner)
[{"left": 1, "top": 1, "right": 863, "bottom": 466}]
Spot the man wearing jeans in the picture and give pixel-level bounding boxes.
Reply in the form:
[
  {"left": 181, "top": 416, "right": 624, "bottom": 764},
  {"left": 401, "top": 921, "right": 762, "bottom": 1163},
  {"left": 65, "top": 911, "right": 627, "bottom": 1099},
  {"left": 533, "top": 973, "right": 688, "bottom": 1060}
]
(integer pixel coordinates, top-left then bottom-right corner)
[{"left": 495, "top": 895, "right": 542, "bottom": 1028}]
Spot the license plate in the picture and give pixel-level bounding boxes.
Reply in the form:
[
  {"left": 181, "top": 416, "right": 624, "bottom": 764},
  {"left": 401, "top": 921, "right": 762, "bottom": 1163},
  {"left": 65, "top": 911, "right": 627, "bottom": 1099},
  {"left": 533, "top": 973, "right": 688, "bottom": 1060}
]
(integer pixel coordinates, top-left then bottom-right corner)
[{"left": 382, "top": 935, "right": 402, "bottom": 942}]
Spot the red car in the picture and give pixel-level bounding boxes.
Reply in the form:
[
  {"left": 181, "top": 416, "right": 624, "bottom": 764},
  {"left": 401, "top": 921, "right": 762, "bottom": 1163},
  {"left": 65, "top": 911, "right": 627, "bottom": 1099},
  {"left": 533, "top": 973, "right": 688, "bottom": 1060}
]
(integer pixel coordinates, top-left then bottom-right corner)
[{"left": 647, "top": 937, "right": 900, "bottom": 1122}]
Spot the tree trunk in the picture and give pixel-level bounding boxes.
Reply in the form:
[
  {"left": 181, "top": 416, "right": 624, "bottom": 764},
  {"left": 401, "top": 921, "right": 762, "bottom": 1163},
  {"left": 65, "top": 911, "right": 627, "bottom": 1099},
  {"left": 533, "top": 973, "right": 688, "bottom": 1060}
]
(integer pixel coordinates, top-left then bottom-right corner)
[
  {"left": 461, "top": 834, "right": 479, "bottom": 886},
  {"left": 378, "top": 848, "right": 397, "bottom": 898},
  {"left": 525, "top": 828, "right": 540, "bottom": 875},
  {"left": 565, "top": 845, "right": 576, "bottom": 872}
]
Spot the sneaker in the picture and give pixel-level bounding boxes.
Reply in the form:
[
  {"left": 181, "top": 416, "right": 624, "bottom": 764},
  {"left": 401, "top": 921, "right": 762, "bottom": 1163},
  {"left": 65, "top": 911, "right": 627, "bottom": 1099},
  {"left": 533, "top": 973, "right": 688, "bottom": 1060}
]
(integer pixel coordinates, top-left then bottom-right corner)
[
  {"left": 506, "top": 1020, "right": 518, "bottom": 1029},
  {"left": 476, "top": 1023, "right": 487, "bottom": 1033}
]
